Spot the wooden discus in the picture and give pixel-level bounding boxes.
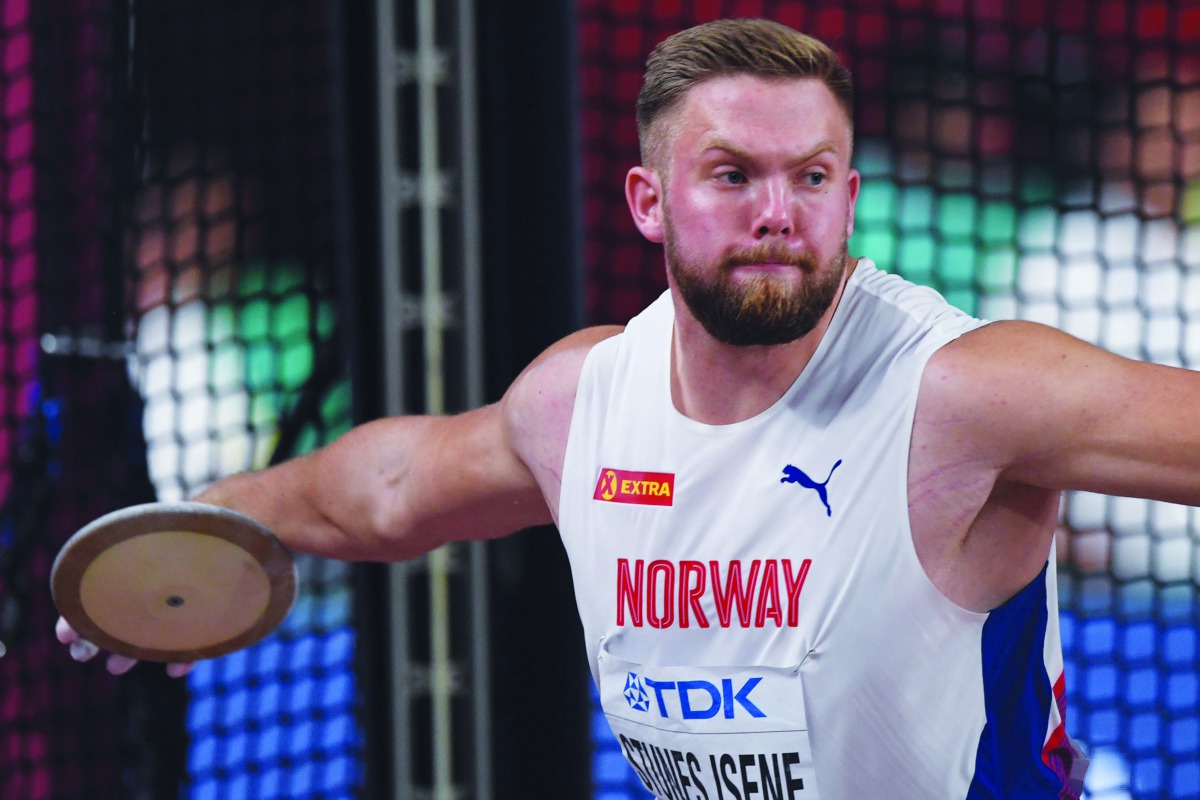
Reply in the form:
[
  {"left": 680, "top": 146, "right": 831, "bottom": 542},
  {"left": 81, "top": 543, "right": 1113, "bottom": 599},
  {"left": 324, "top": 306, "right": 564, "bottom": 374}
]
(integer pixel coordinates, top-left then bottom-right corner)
[{"left": 51, "top": 501, "right": 297, "bottom": 662}]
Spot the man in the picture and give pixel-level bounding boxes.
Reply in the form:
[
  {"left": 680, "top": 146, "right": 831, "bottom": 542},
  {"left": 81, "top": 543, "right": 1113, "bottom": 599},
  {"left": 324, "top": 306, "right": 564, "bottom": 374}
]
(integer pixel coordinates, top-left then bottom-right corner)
[{"left": 60, "top": 18, "right": 1200, "bottom": 798}]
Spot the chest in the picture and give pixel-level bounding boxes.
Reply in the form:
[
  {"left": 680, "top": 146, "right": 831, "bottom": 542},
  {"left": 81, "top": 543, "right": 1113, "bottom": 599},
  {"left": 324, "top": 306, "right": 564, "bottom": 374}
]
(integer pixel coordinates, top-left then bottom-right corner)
[{"left": 560, "top": 406, "right": 926, "bottom": 668}]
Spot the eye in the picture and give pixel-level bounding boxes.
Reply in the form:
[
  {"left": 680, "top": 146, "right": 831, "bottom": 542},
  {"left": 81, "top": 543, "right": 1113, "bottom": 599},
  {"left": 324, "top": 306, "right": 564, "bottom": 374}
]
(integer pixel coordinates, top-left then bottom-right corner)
[
  {"left": 802, "top": 171, "right": 827, "bottom": 188},
  {"left": 719, "top": 170, "right": 748, "bottom": 186}
]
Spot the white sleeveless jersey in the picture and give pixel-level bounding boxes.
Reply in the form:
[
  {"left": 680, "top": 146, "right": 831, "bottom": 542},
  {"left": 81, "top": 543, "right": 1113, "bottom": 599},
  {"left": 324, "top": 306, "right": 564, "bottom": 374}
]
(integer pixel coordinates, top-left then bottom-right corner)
[{"left": 558, "top": 261, "right": 1083, "bottom": 799}]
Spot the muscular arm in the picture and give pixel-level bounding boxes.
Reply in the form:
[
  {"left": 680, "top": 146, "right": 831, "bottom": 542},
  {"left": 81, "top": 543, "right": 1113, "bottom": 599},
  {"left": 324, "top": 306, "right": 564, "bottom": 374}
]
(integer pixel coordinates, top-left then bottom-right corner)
[
  {"left": 911, "top": 320, "right": 1200, "bottom": 610},
  {"left": 195, "top": 325, "right": 624, "bottom": 561},
  {"left": 934, "top": 320, "right": 1200, "bottom": 502},
  {"left": 195, "top": 407, "right": 548, "bottom": 561},
  {"left": 59, "top": 326, "right": 621, "bottom": 673}
]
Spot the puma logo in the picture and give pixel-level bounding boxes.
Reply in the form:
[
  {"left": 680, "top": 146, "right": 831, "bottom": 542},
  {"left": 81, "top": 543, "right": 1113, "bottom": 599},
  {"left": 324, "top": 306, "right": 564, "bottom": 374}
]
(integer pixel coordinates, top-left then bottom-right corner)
[{"left": 780, "top": 460, "right": 843, "bottom": 517}]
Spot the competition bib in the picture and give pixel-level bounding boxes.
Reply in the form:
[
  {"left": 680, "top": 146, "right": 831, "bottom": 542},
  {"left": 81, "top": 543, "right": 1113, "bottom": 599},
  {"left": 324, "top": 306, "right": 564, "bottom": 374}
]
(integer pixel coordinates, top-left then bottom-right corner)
[{"left": 599, "top": 645, "right": 819, "bottom": 799}]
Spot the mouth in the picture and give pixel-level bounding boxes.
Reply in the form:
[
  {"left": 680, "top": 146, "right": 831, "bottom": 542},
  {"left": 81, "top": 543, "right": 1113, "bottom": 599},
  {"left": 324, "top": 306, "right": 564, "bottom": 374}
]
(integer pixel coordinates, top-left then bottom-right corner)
[
  {"left": 727, "top": 260, "right": 808, "bottom": 278},
  {"left": 724, "top": 248, "right": 815, "bottom": 274},
  {"left": 733, "top": 261, "right": 796, "bottom": 270}
]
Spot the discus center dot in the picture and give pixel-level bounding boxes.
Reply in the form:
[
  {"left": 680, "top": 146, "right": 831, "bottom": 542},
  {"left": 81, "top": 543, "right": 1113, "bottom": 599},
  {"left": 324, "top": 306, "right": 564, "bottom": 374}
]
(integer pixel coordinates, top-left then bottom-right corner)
[{"left": 166, "top": 595, "right": 185, "bottom": 608}]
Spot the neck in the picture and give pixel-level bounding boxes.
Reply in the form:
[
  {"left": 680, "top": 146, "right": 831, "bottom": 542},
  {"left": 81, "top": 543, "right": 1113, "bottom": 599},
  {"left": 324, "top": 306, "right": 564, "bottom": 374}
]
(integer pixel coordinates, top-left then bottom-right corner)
[{"left": 669, "top": 259, "right": 857, "bottom": 425}]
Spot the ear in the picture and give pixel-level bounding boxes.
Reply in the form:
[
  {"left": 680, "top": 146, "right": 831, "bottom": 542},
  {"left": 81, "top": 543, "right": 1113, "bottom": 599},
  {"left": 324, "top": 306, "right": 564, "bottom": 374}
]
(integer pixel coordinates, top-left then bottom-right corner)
[
  {"left": 625, "top": 166, "right": 665, "bottom": 244},
  {"left": 844, "top": 167, "right": 861, "bottom": 239}
]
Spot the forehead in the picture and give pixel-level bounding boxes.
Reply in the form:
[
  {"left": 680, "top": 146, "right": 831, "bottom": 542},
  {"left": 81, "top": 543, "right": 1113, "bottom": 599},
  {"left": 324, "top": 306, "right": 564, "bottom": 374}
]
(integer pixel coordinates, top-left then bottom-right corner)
[{"left": 668, "top": 75, "right": 853, "bottom": 160}]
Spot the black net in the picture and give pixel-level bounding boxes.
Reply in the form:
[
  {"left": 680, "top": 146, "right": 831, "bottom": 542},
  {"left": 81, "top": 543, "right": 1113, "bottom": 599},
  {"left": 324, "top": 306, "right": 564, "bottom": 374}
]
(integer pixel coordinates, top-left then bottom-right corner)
[
  {"left": 1, "top": 2, "right": 171, "bottom": 798},
  {"left": 0, "top": 1, "right": 360, "bottom": 798},
  {"left": 579, "top": 2, "right": 1200, "bottom": 799},
  {"left": 127, "top": 3, "right": 361, "bottom": 799}
]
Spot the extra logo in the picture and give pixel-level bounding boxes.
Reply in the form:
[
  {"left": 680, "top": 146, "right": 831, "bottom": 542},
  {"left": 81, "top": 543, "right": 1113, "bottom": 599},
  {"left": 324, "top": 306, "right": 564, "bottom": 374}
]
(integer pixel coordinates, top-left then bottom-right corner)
[
  {"left": 624, "top": 672, "right": 766, "bottom": 719},
  {"left": 594, "top": 468, "right": 674, "bottom": 507},
  {"left": 780, "top": 459, "right": 843, "bottom": 517}
]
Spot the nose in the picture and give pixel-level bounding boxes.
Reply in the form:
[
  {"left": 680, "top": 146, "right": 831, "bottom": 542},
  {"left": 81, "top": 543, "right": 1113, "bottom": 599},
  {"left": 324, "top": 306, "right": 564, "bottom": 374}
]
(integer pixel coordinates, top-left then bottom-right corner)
[{"left": 753, "top": 178, "right": 792, "bottom": 239}]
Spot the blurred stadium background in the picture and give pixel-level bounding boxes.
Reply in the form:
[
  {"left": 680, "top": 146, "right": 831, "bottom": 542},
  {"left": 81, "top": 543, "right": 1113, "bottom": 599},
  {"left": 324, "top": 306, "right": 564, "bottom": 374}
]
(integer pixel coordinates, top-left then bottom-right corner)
[{"left": 0, "top": 1, "right": 1196, "bottom": 798}]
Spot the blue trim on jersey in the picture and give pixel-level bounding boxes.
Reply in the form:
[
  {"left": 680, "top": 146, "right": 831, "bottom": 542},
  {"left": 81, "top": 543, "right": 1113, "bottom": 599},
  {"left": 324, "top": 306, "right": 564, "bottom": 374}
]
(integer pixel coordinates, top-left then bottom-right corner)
[{"left": 966, "top": 563, "right": 1066, "bottom": 799}]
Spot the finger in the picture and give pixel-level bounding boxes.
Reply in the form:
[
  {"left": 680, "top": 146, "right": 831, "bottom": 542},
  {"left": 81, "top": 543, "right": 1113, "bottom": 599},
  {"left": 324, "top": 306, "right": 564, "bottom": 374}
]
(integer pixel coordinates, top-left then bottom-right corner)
[
  {"left": 55, "top": 616, "right": 78, "bottom": 644},
  {"left": 68, "top": 637, "right": 100, "bottom": 663},
  {"left": 166, "top": 662, "right": 195, "bottom": 678},
  {"left": 106, "top": 654, "right": 138, "bottom": 675}
]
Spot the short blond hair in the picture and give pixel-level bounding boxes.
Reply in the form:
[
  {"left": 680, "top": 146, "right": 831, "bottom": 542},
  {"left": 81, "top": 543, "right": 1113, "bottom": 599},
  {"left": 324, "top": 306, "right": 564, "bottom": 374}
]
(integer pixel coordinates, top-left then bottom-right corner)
[{"left": 636, "top": 19, "right": 853, "bottom": 169}]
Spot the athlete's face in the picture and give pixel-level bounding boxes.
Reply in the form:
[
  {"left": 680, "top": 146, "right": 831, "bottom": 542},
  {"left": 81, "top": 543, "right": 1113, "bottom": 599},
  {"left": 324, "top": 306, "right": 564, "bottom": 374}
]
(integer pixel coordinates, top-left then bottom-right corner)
[{"left": 627, "top": 76, "right": 860, "bottom": 346}]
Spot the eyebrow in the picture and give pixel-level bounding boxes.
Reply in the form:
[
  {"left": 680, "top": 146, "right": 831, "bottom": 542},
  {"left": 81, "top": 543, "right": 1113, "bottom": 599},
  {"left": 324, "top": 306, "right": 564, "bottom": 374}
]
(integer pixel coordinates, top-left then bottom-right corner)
[{"left": 697, "top": 136, "right": 842, "bottom": 167}]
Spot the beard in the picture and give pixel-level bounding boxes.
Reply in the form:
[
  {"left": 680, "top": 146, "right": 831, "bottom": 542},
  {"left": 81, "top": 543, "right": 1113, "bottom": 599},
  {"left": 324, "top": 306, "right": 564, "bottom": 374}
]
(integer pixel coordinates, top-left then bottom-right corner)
[{"left": 666, "top": 221, "right": 849, "bottom": 347}]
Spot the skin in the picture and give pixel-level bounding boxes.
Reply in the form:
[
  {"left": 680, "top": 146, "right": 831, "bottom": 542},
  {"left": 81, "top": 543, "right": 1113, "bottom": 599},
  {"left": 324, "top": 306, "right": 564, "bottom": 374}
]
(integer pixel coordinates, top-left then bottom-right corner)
[
  {"left": 626, "top": 76, "right": 860, "bottom": 422},
  {"left": 60, "top": 74, "right": 1200, "bottom": 674}
]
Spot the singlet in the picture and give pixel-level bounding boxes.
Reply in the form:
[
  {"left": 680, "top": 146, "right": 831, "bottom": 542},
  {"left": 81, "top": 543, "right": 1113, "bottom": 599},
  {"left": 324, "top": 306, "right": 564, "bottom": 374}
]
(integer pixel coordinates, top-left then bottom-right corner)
[{"left": 557, "top": 260, "right": 1084, "bottom": 799}]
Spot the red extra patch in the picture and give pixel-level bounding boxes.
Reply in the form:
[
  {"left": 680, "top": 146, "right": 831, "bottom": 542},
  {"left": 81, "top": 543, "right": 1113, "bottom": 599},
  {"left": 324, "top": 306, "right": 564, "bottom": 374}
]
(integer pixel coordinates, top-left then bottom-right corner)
[{"left": 593, "top": 468, "right": 675, "bottom": 507}]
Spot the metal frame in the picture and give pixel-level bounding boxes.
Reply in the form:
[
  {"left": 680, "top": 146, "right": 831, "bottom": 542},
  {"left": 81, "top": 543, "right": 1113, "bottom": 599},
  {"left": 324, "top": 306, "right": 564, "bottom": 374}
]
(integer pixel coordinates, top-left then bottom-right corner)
[{"left": 374, "top": 0, "right": 488, "bottom": 796}]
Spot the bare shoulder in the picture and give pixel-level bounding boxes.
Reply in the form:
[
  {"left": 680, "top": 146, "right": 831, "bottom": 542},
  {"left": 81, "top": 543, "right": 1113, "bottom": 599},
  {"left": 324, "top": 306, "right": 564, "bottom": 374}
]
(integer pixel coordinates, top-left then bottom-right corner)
[
  {"left": 921, "top": 316, "right": 1200, "bottom": 500},
  {"left": 921, "top": 319, "right": 1142, "bottom": 477},
  {"left": 500, "top": 325, "right": 624, "bottom": 518},
  {"left": 924, "top": 318, "right": 1092, "bottom": 394},
  {"left": 910, "top": 317, "right": 1200, "bottom": 608}
]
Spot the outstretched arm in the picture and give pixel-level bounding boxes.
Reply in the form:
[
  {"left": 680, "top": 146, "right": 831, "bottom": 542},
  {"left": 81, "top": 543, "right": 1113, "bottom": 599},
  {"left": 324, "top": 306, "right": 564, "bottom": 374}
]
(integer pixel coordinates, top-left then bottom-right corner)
[
  {"left": 57, "top": 408, "right": 546, "bottom": 675},
  {"left": 194, "top": 403, "right": 549, "bottom": 561},
  {"left": 57, "top": 324, "right": 623, "bottom": 673},
  {"left": 911, "top": 319, "right": 1200, "bottom": 610},
  {"left": 933, "top": 320, "right": 1200, "bottom": 504},
  {"left": 192, "top": 324, "right": 624, "bottom": 559}
]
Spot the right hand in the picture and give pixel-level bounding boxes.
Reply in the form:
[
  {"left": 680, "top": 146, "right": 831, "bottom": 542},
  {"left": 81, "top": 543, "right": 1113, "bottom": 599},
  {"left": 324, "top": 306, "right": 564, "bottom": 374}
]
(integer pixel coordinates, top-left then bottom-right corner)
[{"left": 55, "top": 617, "right": 195, "bottom": 678}]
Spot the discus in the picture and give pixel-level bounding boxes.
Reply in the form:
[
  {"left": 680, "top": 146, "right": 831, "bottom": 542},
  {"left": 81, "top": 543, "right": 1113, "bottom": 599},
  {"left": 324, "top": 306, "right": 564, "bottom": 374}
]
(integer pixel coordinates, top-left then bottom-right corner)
[{"left": 51, "top": 501, "right": 297, "bottom": 663}]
